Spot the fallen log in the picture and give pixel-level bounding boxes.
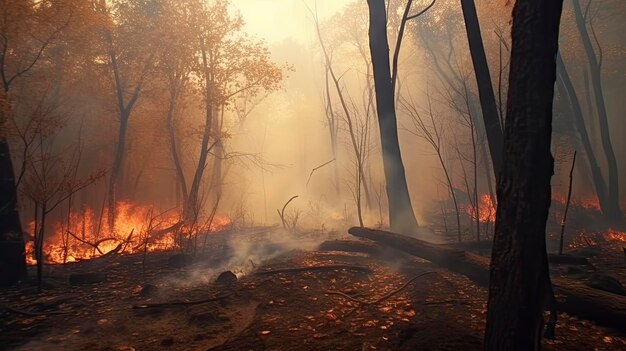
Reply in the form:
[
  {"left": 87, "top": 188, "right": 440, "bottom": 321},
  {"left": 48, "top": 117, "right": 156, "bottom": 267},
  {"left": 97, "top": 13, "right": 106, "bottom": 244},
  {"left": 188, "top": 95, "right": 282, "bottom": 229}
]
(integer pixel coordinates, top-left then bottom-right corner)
[
  {"left": 348, "top": 227, "right": 626, "bottom": 332},
  {"left": 318, "top": 240, "right": 384, "bottom": 255},
  {"left": 132, "top": 295, "right": 228, "bottom": 309},
  {"left": 349, "top": 227, "right": 490, "bottom": 286}
]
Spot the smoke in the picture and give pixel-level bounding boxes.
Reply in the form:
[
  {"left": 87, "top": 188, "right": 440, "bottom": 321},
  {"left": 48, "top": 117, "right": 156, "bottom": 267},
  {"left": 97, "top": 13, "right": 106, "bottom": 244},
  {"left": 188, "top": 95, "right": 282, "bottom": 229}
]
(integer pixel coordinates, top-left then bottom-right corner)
[{"left": 162, "top": 228, "right": 334, "bottom": 288}]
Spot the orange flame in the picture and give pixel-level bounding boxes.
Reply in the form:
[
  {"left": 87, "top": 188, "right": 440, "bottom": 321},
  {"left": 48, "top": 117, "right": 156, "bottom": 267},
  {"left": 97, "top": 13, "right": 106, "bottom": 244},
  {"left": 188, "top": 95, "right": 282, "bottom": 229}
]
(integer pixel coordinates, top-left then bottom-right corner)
[
  {"left": 24, "top": 201, "right": 231, "bottom": 265},
  {"left": 605, "top": 229, "right": 626, "bottom": 243},
  {"left": 467, "top": 194, "right": 496, "bottom": 223}
]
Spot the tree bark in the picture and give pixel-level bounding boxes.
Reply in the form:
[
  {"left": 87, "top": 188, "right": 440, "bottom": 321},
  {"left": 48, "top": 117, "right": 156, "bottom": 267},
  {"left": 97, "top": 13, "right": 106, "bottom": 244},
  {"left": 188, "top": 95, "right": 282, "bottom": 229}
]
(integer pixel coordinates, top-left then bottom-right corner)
[
  {"left": 572, "top": 0, "right": 622, "bottom": 223},
  {"left": 366, "top": 0, "right": 419, "bottom": 234},
  {"left": 348, "top": 227, "right": 626, "bottom": 333},
  {"left": 485, "top": 0, "right": 564, "bottom": 349},
  {"left": 459, "top": 0, "right": 504, "bottom": 178}
]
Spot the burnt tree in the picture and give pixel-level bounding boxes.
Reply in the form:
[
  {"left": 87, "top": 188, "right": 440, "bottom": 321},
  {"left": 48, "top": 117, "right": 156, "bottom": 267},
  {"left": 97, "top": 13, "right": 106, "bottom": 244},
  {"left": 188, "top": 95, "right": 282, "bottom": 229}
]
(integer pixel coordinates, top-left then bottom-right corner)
[
  {"left": 484, "top": 0, "right": 564, "bottom": 350},
  {"left": 0, "top": 137, "right": 26, "bottom": 287},
  {"left": 366, "top": 0, "right": 419, "bottom": 234},
  {"left": 460, "top": 0, "right": 504, "bottom": 177}
]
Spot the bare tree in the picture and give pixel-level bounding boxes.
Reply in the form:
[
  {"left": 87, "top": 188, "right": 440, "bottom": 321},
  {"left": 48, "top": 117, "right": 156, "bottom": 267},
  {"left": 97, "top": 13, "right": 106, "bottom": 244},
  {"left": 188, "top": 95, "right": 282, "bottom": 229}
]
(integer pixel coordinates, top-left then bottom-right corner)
[
  {"left": 401, "top": 92, "right": 462, "bottom": 241},
  {"left": 571, "top": 0, "right": 622, "bottom": 223}
]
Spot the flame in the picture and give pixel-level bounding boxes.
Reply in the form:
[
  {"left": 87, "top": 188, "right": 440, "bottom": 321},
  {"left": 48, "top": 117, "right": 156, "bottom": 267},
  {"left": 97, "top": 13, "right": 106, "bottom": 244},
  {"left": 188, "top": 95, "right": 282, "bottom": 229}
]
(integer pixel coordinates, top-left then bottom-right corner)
[
  {"left": 605, "top": 229, "right": 626, "bottom": 243},
  {"left": 466, "top": 194, "right": 496, "bottom": 223},
  {"left": 24, "top": 201, "right": 231, "bottom": 265},
  {"left": 551, "top": 192, "right": 601, "bottom": 211}
]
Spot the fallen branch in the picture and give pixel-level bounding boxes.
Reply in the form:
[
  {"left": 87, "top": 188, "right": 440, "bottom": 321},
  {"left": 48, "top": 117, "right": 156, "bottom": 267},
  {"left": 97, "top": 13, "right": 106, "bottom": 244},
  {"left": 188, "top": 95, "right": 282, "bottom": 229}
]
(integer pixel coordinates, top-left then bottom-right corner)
[
  {"left": 255, "top": 264, "right": 372, "bottom": 276},
  {"left": 66, "top": 230, "right": 116, "bottom": 255},
  {"left": 277, "top": 195, "right": 298, "bottom": 230},
  {"left": 306, "top": 158, "right": 335, "bottom": 186},
  {"left": 324, "top": 271, "right": 437, "bottom": 306},
  {"left": 132, "top": 295, "right": 228, "bottom": 309}
]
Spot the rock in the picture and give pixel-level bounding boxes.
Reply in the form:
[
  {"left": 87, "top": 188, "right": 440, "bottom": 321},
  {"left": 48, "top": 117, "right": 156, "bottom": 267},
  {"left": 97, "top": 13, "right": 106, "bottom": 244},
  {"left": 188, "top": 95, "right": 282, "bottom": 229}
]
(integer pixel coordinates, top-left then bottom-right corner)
[
  {"left": 139, "top": 284, "right": 159, "bottom": 298},
  {"left": 585, "top": 274, "right": 626, "bottom": 296},
  {"left": 167, "top": 254, "right": 193, "bottom": 268},
  {"left": 215, "top": 271, "right": 237, "bottom": 284},
  {"left": 69, "top": 273, "right": 107, "bottom": 286}
]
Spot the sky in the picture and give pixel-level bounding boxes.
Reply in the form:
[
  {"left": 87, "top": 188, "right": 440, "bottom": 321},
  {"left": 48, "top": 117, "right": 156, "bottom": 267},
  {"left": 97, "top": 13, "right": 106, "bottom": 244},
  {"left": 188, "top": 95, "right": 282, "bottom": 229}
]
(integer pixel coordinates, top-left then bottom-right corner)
[{"left": 232, "top": 0, "right": 351, "bottom": 44}]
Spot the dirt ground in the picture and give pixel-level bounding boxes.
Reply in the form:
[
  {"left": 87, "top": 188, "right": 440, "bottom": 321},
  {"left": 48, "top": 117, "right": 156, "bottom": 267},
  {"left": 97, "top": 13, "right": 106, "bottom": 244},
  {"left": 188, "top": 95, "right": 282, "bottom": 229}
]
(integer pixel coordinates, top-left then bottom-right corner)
[{"left": 1, "top": 233, "right": 625, "bottom": 351}]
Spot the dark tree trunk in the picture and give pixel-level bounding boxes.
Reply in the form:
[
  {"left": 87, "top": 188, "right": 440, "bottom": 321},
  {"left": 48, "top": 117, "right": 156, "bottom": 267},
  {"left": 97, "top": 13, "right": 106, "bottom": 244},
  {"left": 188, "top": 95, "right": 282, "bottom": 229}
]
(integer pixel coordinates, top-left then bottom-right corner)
[
  {"left": 166, "top": 86, "right": 189, "bottom": 208},
  {"left": 0, "top": 138, "right": 27, "bottom": 287},
  {"left": 556, "top": 54, "right": 609, "bottom": 216},
  {"left": 366, "top": 0, "right": 419, "bottom": 234},
  {"left": 460, "top": 0, "right": 504, "bottom": 177},
  {"left": 572, "top": 0, "right": 622, "bottom": 223},
  {"left": 108, "top": 114, "right": 129, "bottom": 232},
  {"left": 186, "top": 43, "right": 215, "bottom": 223},
  {"left": 485, "top": 0, "right": 564, "bottom": 350}
]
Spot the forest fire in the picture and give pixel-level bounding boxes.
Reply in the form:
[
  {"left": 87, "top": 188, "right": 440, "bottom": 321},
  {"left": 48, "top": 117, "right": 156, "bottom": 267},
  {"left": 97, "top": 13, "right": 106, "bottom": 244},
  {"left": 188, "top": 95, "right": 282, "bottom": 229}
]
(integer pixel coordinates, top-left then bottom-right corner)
[
  {"left": 24, "top": 201, "right": 231, "bottom": 265},
  {"left": 605, "top": 229, "right": 626, "bottom": 243},
  {"left": 551, "top": 191, "right": 601, "bottom": 211},
  {"left": 466, "top": 194, "right": 496, "bottom": 223}
]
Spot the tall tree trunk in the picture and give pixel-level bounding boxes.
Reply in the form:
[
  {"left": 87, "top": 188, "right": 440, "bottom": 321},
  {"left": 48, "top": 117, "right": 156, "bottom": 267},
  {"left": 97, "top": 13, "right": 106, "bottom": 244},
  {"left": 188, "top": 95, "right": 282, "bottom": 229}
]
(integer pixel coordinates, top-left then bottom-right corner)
[
  {"left": 0, "top": 137, "right": 27, "bottom": 287},
  {"left": 366, "top": 0, "right": 419, "bottom": 234},
  {"left": 556, "top": 53, "right": 609, "bottom": 215},
  {"left": 572, "top": 0, "right": 622, "bottom": 223},
  {"left": 166, "top": 87, "right": 188, "bottom": 207},
  {"left": 485, "top": 0, "right": 564, "bottom": 349},
  {"left": 460, "top": 0, "right": 504, "bottom": 177},
  {"left": 107, "top": 114, "right": 129, "bottom": 232},
  {"left": 186, "top": 42, "right": 214, "bottom": 223}
]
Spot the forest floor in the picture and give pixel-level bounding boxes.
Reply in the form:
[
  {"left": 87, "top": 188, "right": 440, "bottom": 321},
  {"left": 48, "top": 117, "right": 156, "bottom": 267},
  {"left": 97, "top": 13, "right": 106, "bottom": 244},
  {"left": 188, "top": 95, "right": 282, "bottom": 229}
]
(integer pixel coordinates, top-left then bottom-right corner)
[{"left": 1, "top": 229, "right": 625, "bottom": 351}]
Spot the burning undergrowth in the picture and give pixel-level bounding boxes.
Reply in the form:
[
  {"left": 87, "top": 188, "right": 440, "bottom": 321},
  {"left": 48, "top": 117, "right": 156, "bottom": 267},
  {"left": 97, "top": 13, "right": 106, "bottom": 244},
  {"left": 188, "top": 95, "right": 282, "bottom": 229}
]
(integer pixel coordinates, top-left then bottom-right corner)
[{"left": 24, "top": 201, "right": 232, "bottom": 266}]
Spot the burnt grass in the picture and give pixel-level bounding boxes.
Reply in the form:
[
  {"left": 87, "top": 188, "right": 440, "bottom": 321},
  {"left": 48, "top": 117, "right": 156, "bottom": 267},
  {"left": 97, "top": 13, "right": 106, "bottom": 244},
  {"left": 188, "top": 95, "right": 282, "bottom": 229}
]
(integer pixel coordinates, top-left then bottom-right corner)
[{"left": 1, "top": 231, "right": 625, "bottom": 351}]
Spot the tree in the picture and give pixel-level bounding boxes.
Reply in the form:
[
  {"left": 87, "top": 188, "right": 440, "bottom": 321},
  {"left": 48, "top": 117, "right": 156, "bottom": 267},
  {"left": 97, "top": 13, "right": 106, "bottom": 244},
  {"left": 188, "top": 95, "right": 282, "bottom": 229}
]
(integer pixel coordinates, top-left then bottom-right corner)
[
  {"left": 485, "top": 0, "right": 564, "bottom": 349},
  {"left": 366, "top": 0, "right": 419, "bottom": 234},
  {"left": 181, "top": 0, "right": 283, "bottom": 223},
  {"left": 0, "top": 0, "right": 74, "bottom": 287},
  {"left": 459, "top": 0, "right": 504, "bottom": 177},
  {"left": 94, "top": 0, "right": 161, "bottom": 231},
  {"left": 556, "top": 53, "right": 609, "bottom": 222},
  {"left": 571, "top": 0, "right": 622, "bottom": 223}
]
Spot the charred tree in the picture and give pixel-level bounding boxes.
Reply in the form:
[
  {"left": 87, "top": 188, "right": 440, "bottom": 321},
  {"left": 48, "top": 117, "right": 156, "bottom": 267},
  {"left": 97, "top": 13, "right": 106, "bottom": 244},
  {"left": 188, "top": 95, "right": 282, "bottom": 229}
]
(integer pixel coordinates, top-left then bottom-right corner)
[
  {"left": 459, "top": 0, "right": 504, "bottom": 177},
  {"left": 484, "top": 0, "right": 564, "bottom": 350},
  {"left": 572, "top": 0, "right": 622, "bottom": 223},
  {"left": 0, "top": 137, "right": 27, "bottom": 287},
  {"left": 366, "top": 0, "right": 419, "bottom": 234}
]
